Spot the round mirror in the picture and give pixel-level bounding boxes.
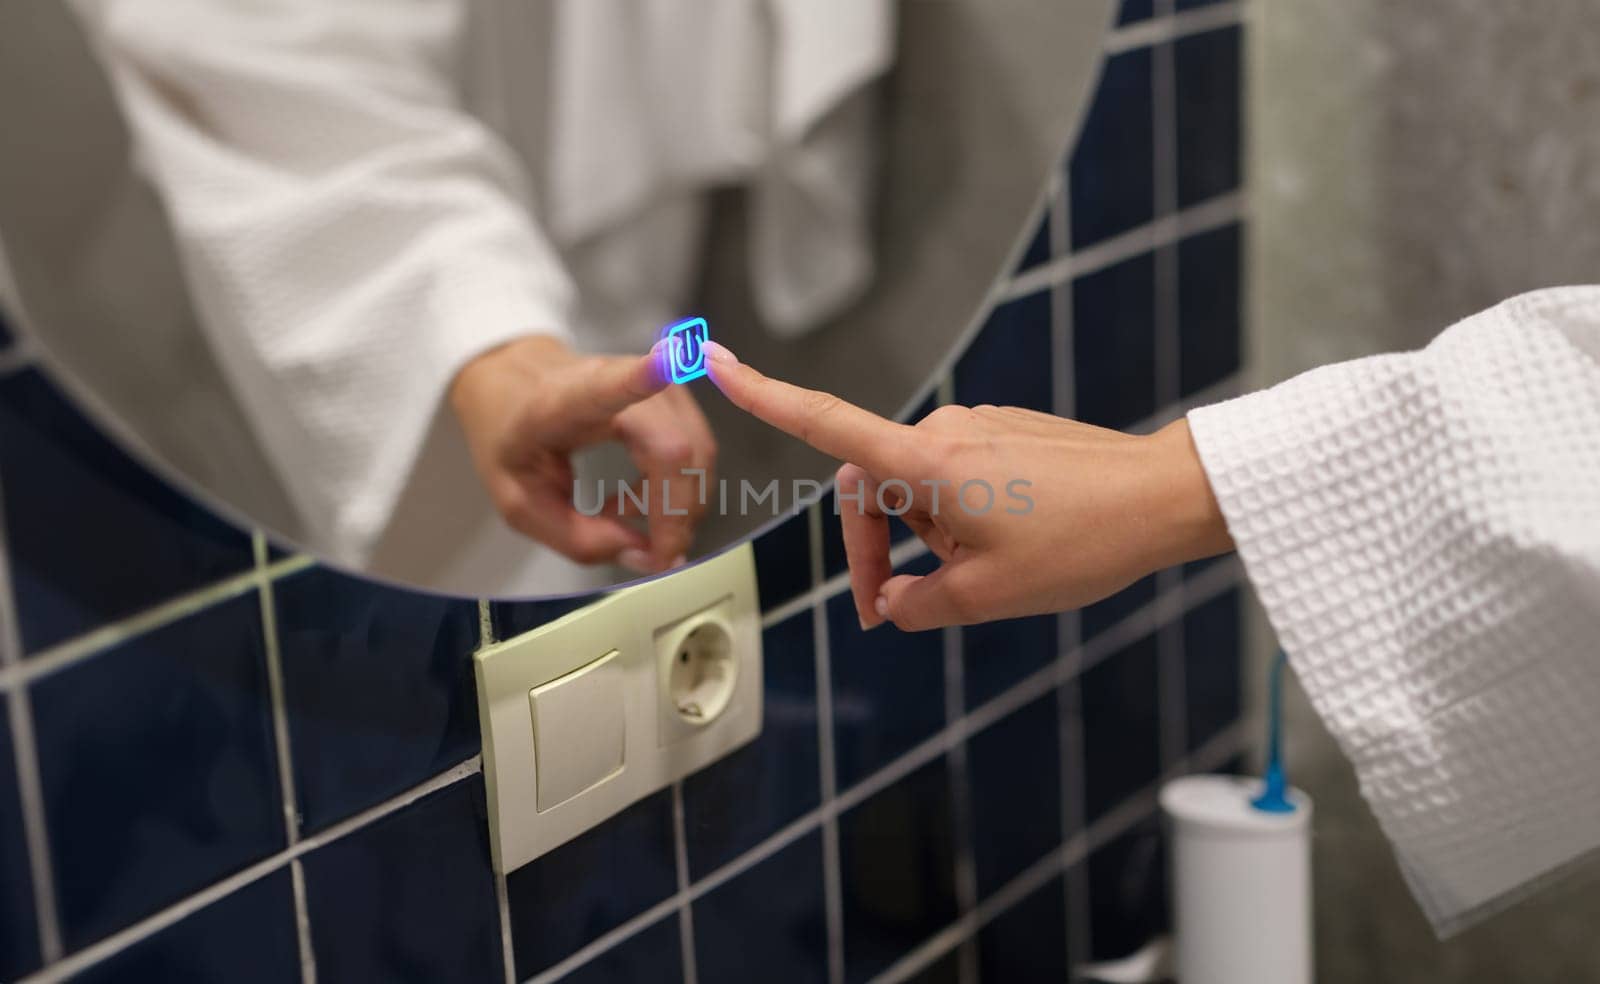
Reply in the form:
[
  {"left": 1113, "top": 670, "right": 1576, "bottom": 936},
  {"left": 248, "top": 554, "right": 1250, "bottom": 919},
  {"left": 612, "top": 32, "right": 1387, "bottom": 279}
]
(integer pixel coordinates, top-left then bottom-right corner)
[{"left": 0, "top": 0, "right": 1112, "bottom": 597}]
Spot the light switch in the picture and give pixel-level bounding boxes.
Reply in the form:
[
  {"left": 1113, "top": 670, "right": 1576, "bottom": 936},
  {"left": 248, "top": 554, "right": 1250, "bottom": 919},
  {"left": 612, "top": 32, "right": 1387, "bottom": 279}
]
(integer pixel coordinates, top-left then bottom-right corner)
[
  {"left": 476, "top": 543, "right": 763, "bottom": 873},
  {"left": 529, "top": 650, "right": 624, "bottom": 811}
]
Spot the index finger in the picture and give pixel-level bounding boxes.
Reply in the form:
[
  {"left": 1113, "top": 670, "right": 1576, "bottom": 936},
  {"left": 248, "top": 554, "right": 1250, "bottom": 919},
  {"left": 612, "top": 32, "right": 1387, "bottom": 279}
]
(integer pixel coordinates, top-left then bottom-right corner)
[{"left": 705, "top": 342, "right": 922, "bottom": 476}]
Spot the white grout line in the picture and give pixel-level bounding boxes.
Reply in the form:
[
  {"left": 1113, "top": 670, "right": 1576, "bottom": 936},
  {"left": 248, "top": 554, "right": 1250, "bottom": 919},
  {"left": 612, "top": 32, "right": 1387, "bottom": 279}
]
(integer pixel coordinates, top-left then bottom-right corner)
[
  {"left": 942, "top": 624, "right": 979, "bottom": 984},
  {"left": 866, "top": 722, "right": 1248, "bottom": 984},
  {"left": 17, "top": 756, "right": 483, "bottom": 984},
  {"left": 0, "top": 554, "right": 316, "bottom": 693},
  {"left": 1003, "top": 190, "right": 1246, "bottom": 303},
  {"left": 0, "top": 478, "right": 64, "bottom": 965},
  {"left": 670, "top": 782, "right": 700, "bottom": 984},
  {"left": 252, "top": 533, "right": 317, "bottom": 984},
  {"left": 1104, "top": 1, "right": 1244, "bottom": 54},
  {"left": 807, "top": 505, "right": 847, "bottom": 984}
]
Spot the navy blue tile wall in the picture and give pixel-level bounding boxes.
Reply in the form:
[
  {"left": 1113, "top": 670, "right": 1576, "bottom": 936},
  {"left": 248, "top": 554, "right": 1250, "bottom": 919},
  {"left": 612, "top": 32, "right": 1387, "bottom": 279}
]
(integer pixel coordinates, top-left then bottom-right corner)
[
  {"left": 955, "top": 291, "right": 1053, "bottom": 414},
  {"left": 838, "top": 759, "right": 958, "bottom": 983},
  {"left": 1081, "top": 634, "right": 1161, "bottom": 824},
  {"left": 693, "top": 832, "right": 830, "bottom": 984},
  {"left": 962, "top": 612, "right": 1057, "bottom": 710},
  {"left": 1175, "top": 26, "right": 1244, "bottom": 208},
  {"left": 30, "top": 592, "right": 282, "bottom": 950},
  {"left": 1071, "top": 48, "right": 1155, "bottom": 249},
  {"left": 0, "top": 703, "right": 40, "bottom": 981},
  {"left": 561, "top": 915, "right": 683, "bottom": 984},
  {"left": 968, "top": 694, "right": 1062, "bottom": 897},
  {"left": 1087, "top": 815, "right": 1168, "bottom": 960},
  {"left": 978, "top": 874, "right": 1071, "bottom": 980},
  {"left": 1179, "top": 222, "right": 1245, "bottom": 397},
  {"left": 753, "top": 507, "right": 814, "bottom": 608},
  {"left": 1184, "top": 587, "right": 1243, "bottom": 752},
  {"left": 273, "top": 566, "right": 480, "bottom": 833},
  {"left": 72, "top": 872, "right": 299, "bottom": 984},
  {"left": 0, "top": 369, "right": 253, "bottom": 653},
  {"left": 1074, "top": 252, "right": 1157, "bottom": 430},
  {"left": 829, "top": 553, "right": 945, "bottom": 791},
  {"left": 682, "top": 612, "right": 820, "bottom": 877},
  {"left": 0, "top": 7, "right": 1248, "bottom": 980},
  {"left": 506, "top": 789, "right": 677, "bottom": 979},
  {"left": 302, "top": 777, "right": 502, "bottom": 983},
  {"left": 1082, "top": 575, "right": 1157, "bottom": 641}
]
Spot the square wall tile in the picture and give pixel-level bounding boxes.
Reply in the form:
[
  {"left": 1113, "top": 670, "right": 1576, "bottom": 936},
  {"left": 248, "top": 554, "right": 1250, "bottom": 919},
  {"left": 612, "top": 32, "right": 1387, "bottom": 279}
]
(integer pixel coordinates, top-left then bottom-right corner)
[
  {"left": 1183, "top": 588, "right": 1242, "bottom": 753},
  {"left": 693, "top": 831, "right": 829, "bottom": 984},
  {"left": 838, "top": 759, "right": 958, "bottom": 983},
  {"left": 1081, "top": 575, "right": 1156, "bottom": 642},
  {"left": 1087, "top": 815, "right": 1168, "bottom": 960},
  {"left": 302, "top": 776, "right": 502, "bottom": 984},
  {"left": 273, "top": 566, "right": 480, "bottom": 833},
  {"left": 561, "top": 915, "right": 682, "bottom": 984},
  {"left": 1175, "top": 26, "right": 1244, "bottom": 208},
  {"left": 1073, "top": 252, "right": 1156, "bottom": 431},
  {"left": 962, "top": 613, "right": 1057, "bottom": 711},
  {"left": 1080, "top": 633, "right": 1160, "bottom": 824},
  {"left": 955, "top": 291, "right": 1053, "bottom": 414},
  {"left": 829, "top": 553, "right": 946, "bottom": 791},
  {"left": 968, "top": 694, "right": 1061, "bottom": 898},
  {"left": 30, "top": 593, "right": 283, "bottom": 950},
  {"left": 977, "top": 874, "right": 1069, "bottom": 981},
  {"left": 1178, "top": 222, "right": 1244, "bottom": 397},
  {"left": 1116, "top": 0, "right": 1154, "bottom": 25},
  {"left": 906, "top": 951, "right": 961, "bottom": 983},
  {"left": 0, "top": 702, "right": 40, "bottom": 981},
  {"left": 1070, "top": 48, "right": 1154, "bottom": 249},
  {"left": 0, "top": 369, "right": 253, "bottom": 654},
  {"left": 682, "top": 612, "right": 820, "bottom": 879},
  {"left": 506, "top": 788, "right": 677, "bottom": 979},
  {"left": 753, "top": 507, "right": 813, "bottom": 611},
  {"left": 71, "top": 871, "right": 298, "bottom": 984}
]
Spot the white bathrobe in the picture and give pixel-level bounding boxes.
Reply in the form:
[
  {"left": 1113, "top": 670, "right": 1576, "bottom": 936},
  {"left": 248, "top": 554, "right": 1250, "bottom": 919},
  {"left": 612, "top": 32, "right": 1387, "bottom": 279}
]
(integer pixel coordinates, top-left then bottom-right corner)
[
  {"left": 1189, "top": 286, "right": 1600, "bottom": 935},
  {"left": 64, "top": 0, "right": 893, "bottom": 584}
]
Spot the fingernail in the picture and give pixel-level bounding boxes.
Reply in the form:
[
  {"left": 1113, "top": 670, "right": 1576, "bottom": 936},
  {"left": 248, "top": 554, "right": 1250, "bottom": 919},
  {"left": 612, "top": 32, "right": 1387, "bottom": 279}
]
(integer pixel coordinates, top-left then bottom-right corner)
[
  {"left": 671, "top": 554, "right": 688, "bottom": 569},
  {"left": 874, "top": 596, "right": 888, "bottom": 618},
  {"left": 619, "top": 548, "right": 655, "bottom": 574},
  {"left": 706, "top": 341, "right": 738, "bottom": 366}
]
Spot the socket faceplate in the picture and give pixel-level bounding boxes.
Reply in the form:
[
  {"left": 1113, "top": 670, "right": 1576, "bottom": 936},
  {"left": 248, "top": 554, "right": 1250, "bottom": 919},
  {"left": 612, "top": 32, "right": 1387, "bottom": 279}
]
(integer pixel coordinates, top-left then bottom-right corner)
[{"left": 475, "top": 544, "right": 763, "bottom": 874}]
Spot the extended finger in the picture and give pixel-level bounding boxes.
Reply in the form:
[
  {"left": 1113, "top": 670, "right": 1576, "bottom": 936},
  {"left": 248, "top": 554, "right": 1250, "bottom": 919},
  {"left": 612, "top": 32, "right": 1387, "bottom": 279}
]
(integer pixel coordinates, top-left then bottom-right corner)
[
  {"left": 836, "top": 463, "right": 895, "bottom": 629},
  {"left": 705, "top": 342, "right": 922, "bottom": 478},
  {"left": 553, "top": 348, "right": 671, "bottom": 440}
]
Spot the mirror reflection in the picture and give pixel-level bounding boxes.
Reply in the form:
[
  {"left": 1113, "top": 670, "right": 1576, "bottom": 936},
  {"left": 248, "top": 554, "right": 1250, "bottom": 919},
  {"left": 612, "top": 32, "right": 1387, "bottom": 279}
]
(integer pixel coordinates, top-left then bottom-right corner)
[{"left": 0, "top": 0, "right": 1111, "bottom": 597}]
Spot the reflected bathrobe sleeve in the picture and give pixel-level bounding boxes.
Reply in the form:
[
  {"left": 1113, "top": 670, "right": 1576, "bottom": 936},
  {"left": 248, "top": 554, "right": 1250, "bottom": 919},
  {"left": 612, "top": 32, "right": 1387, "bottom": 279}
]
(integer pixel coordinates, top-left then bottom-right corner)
[
  {"left": 69, "top": 0, "right": 576, "bottom": 564},
  {"left": 1187, "top": 285, "right": 1600, "bottom": 935}
]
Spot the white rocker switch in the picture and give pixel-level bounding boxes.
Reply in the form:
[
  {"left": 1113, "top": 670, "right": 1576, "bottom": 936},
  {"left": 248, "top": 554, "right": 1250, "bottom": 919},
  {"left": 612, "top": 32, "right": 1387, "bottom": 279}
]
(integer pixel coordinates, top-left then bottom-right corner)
[{"left": 528, "top": 650, "right": 625, "bottom": 811}]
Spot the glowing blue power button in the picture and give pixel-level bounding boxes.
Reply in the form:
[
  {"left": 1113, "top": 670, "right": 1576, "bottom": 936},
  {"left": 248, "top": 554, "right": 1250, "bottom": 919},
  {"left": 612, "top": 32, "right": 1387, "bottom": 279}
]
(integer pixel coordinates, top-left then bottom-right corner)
[{"left": 660, "top": 317, "right": 710, "bottom": 385}]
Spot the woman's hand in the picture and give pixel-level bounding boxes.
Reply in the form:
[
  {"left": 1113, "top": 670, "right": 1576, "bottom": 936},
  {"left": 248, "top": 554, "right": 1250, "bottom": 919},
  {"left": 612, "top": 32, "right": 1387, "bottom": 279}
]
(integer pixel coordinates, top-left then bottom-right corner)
[
  {"left": 450, "top": 335, "right": 716, "bottom": 574},
  {"left": 705, "top": 341, "right": 1231, "bottom": 630}
]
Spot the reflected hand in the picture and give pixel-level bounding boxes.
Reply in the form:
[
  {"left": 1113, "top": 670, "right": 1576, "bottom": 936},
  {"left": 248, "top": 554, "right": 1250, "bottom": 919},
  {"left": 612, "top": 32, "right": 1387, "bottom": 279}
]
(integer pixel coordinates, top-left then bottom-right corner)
[
  {"left": 450, "top": 335, "right": 715, "bottom": 573},
  {"left": 704, "top": 341, "right": 1231, "bottom": 631}
]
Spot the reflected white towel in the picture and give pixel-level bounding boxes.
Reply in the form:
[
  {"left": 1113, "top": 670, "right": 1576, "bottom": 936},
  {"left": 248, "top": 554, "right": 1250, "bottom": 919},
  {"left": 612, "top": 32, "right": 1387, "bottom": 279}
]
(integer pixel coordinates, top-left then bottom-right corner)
[
  {"left": 64, "top": 0, "right": 892, "bottom": 584},
  {"left": 1189, "top": 286, "right": 1600, "bottom": 934}
]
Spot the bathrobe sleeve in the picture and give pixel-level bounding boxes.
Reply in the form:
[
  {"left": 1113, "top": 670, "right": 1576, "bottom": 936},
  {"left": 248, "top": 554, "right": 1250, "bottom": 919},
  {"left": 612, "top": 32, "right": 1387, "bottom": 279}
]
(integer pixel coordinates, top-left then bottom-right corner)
[
  {"left": 68, "top": 0, "right": 577, "bottom": 563},
  {"left": 1187, "top": 285, "right": 1600, "bottom": 935}
]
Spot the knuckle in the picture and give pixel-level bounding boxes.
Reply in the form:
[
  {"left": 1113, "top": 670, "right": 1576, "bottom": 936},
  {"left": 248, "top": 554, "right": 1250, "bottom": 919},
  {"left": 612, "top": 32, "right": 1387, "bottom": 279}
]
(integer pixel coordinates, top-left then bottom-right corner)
[{"left": 924, "top": 404, "right": 970, "bottom": 429}]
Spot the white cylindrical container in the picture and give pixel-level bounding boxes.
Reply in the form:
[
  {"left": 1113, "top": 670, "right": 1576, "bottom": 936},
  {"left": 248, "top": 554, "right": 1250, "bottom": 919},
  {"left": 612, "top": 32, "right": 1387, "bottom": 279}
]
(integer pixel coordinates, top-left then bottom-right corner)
[{"left": 1160, "top": 774, "right": 1313, "bottom": 984}]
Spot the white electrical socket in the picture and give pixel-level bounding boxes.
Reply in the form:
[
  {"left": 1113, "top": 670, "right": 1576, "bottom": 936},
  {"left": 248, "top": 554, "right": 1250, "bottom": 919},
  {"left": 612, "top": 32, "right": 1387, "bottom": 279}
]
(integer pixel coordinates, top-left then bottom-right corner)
[{"left": 475, "top": 544, "right": 763, "bottom": 874}]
